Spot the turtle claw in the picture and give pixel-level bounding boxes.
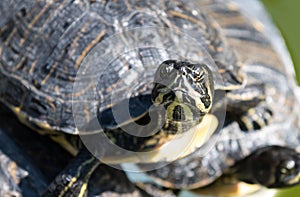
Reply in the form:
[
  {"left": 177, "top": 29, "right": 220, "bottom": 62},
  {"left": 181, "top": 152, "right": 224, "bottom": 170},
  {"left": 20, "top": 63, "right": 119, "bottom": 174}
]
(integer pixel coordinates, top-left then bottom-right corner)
[
  {"left": 224, "top": 83, "right": 273, "bottom": 131},
  {"left": 237, "top": 105, "right": 273, "bottom": 131}
]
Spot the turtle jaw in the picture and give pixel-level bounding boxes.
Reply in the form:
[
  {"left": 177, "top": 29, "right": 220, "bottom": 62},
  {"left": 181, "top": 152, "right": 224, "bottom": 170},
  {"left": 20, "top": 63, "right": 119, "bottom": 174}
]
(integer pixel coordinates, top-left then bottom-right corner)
[{"left": 151, "top": 60, "right": 214, "bottom": 134}]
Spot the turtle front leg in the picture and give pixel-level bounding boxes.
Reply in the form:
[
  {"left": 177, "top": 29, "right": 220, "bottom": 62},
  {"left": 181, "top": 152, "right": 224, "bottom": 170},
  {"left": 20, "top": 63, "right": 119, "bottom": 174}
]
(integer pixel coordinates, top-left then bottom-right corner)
[
  {"left": 225, "top": 84, "right": 273, "bottom": 131},
  {"left": 42, "top": 148, "right": 100, "bottom": 197}
]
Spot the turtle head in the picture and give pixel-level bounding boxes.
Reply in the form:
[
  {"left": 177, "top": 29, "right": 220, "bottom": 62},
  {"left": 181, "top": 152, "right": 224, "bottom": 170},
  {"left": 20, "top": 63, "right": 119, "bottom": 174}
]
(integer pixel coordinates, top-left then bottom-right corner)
[
  {"left": 151, "top": 60, "right": 214, "bottom": 132},
  {"left": 236, "top": 146, "right": 300, "bottom": 188},
  {"left": 254, "top": 146, "right": 300, "bottom": 188}
]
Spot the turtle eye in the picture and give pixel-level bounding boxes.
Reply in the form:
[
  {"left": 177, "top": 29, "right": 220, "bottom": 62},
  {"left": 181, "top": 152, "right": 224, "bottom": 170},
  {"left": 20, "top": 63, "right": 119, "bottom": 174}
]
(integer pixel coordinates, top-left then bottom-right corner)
[
  {"left": 159, "top": 63, "right": 173, "bottom": 78},
  {"left": 280, "top": 159, "right": 296, "bottom": 174}
]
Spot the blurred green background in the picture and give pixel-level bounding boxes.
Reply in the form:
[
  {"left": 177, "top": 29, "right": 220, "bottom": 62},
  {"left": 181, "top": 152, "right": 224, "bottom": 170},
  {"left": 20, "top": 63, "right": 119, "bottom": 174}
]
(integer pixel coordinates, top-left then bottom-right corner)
[
  {"left": 262, "top": 0, "right": 300, "bottom": 85},
  {"left": 261, "top": 0, "right": 300, "bottom": 196}
]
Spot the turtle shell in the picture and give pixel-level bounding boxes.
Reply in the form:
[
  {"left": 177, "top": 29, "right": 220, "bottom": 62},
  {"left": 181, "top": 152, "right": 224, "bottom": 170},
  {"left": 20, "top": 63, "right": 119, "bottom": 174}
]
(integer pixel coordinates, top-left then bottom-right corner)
[
  {"left": 137, "top": 0, "right": 300, "bottom": 189},
  {"left": 0, "top": 0, "right": 244, "bottom": 134},
  {"left": 1, "top": 0, "right": 299, "bottom": 193}
]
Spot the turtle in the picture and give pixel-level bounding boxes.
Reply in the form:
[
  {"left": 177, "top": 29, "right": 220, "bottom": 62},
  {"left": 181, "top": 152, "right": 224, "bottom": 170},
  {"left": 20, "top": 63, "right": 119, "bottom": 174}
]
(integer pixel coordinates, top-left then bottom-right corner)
[
  {"left": 133, "top": 0, "right": 300, "bottom": 195},
  {"left": 0, "top": 0, "right": 299, "bottom": 196}
]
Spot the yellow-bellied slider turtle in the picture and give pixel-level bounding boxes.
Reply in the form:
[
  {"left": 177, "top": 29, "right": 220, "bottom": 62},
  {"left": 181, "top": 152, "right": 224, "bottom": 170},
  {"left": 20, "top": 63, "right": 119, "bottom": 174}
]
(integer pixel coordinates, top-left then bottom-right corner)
[{"left": 1, "top": 0, "right": 299, "bottom": 196}]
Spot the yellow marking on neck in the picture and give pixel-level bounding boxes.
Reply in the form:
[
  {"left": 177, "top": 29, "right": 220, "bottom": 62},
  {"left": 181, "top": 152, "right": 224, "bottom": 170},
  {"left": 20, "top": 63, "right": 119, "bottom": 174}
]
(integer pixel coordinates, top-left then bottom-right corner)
[
  {"left": 102, "top": 114, "right": 218, "bottom": 164},
  {"left": 58, "top": 177, "right": 77, "bottom": 197},
  {"left": 58, "top": 157, "right": 97, "bottom": 197},
  {"left": 154, "top": 89, "right": 166, "bottom": 104},
  {"left": 78, "top": 183, "right": 88, "bottom": 197}
]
